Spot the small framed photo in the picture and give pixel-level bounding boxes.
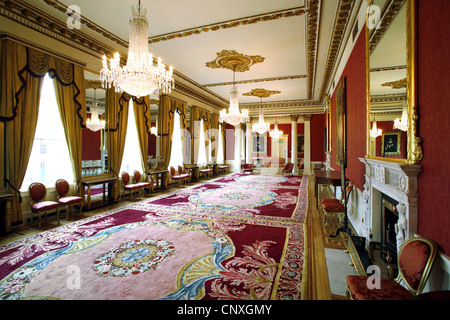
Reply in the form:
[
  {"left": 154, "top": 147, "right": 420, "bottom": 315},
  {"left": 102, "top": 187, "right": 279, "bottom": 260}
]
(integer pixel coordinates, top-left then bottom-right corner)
[{"left": 381, "top": 132, "right": 401, "bottom": 156}]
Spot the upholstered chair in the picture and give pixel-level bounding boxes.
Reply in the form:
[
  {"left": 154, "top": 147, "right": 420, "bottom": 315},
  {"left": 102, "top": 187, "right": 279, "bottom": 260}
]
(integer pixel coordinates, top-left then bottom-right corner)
[
  {"left": 346, "top": 237, "right": 437, "bottom": 300},
  {"left": 199, "top": 165, "right": 213, "bottom": 179},
  {"left": 55, "top": 179, "right": 83, "bottom": 219},
  {"left": 282, "top": 162, "right": 294, "bottom": 175},
  {"left": 321, "top": 183, "right": 353, "bottom": 227},
  {"left": 133, "top": 170, "right": 152, "bottom": 196},
  {"left": 121, "top": 172, "right": 141, "bottom": 200},
  {"left": 177, "top": 165, "right": 191, "bottom": 184},
  {"left": 241, "top": 163, "right": 254, "bottom": 174},
  {"left": 170, "top": 166, "right": 188, "bottom": 186},
  {"left": 28, "top": 182, "right": 60, "bottom": 228}
]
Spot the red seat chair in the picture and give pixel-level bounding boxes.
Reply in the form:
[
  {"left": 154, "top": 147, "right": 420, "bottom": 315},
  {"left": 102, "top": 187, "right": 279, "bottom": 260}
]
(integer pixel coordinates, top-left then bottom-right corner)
[
  {"left": 133, "top": 170, "right": 152, "bottom": 196},
  {"left": 218, "top": 165, "right": 229, "bottom": 174},
  {"left": 199, "top": 165, "right": 213, "bottom": 179},
  {"left": 55, "top": 179, "right": 83, "bottom": 219},
  {"left": 170, "top": 166, "right": 189, "bottom": 186},
  {"left": 241, "top": 163, "right": 254, "bottom": 174},
  {"left": 346, "top": 237, "right": 437, "bottom": 300},
  {"left": 282, "top": 162, "right": 294, "bottom": 175},
  {"left": 121, "top": 172, "right": 141, "bottom": 200},
  {"left": 28, "top": 182, "right": 60, "bottom": 228},
  {"left": 321, "top": 183, "right": 353, "bottom": 227}
]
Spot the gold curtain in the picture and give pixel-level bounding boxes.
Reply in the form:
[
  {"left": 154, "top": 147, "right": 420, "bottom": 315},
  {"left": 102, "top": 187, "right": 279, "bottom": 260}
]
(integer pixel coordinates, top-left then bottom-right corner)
[
  {"left": 221, "top": 123, "right": 227, "bottom": 162},
  {"left": 158, "top": 95, "right": 186, "bottom": 169},
  {"left": 107, "top": 89, "right": 130, "bottom": 180},
  {"left": 133, "top": 96, "right": 151, "bottom": 172}
]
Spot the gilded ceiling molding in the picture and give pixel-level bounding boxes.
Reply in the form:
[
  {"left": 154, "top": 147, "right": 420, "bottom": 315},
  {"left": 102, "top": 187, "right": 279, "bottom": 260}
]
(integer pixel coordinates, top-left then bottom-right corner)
[
  {"left": 306, "top": 0, "right": 320, "bottom": 100},
  {"left": 242, "top": 88, "right": 281, "bottom": 99},
  {"left": 148, "top": 7, "right": 306, "bottom": 44},
  {"left": 0, "top": 0, "right": 119, "bottom": 58},
  {"left": 381, "top": 78, "right": 407, "bottom": 89},
  {"left": 202, "top": 74, "right": 307, "bottom": 87},
  {"left": 369, "top": 0, "right": 406, "bottom": 54},
  {"left": 318, "top": 0, "right": 354, "bottom": 101},
  {"left": 370, "top": 65, "right": 407, "bottom": 72},
  {"left": 205, "top": 50, "right": 265, "bottom": 72},
  {"left": 241, "top": 99, "right": 318, "bottom": 109}
]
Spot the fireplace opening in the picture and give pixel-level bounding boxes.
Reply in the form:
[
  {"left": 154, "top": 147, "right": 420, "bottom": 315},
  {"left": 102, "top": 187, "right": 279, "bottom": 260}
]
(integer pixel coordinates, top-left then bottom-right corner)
[{"left": 381, "top": 194, "right": 399, "bottom": 279}]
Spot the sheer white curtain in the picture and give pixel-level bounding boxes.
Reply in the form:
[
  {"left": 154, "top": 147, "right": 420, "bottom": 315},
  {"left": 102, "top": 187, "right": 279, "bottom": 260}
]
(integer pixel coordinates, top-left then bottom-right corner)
[
  {"left": 168, "top": 111, "right": 184, "bottom": 170},
  {"left": 217, "top": 125, "right": 224, "bottom": 164},
  {"left": 21, "top": 74, "right": 74, "bottom": 191},
  {"left": 120, "top": 100, "right": 142, "bottom": 175},
  {"left": 197, "top": 119, "right": 207, "bottom": 166}
]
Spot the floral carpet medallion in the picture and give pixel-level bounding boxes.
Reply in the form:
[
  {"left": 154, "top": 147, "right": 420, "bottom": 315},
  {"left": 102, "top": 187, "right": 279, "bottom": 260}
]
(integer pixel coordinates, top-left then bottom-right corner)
[{"left": 0, "top": 174, "right": 308, "bottom": 300}]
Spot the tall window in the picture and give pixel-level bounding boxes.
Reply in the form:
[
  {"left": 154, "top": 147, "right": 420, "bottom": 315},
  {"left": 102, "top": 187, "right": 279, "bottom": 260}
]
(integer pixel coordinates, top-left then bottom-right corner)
[
  {"left": 197, "top": 119, "right": 207, "bottom": 165},
  {"left": 168, "top": 111, "right": 183, "bottom": 170},
  {"left": 217, "top": 125, "right": 224, "bottom": 164},
  {"left": 120, "top": 100, "right": 142, "bottom": 174},
  {"left": 21, "top": 74, "right": 74, "bottom": 191}
]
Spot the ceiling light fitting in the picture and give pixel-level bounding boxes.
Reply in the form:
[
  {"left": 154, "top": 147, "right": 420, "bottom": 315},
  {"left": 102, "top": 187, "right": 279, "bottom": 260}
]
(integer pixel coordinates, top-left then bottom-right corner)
[
  {"left": 99, "top": 0, "right": 175, "bottom": 98},
  {"left": 269, "top": 121, "right": 284, "bottom": 139},
  {"left": 393, "top": 105, "right": 408, "bottom": 132},
  {"left": 219, "top": 70, "right": 249, "bottom": 127},
  {"left": 86, "top": 88, "right": 106, "bottom": 132}
]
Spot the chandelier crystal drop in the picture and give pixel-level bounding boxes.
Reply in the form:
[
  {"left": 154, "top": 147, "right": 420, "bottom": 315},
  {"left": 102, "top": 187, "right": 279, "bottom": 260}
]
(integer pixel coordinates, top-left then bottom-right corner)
[
  {"left": 99, "top": 1, "right": 174, "bottom": 98},
  {"left": 269, "top": 122, "right": 284, "bottom": 139},
  {"left": 219, "top": 72, "right": 249, "bottom": 126}
]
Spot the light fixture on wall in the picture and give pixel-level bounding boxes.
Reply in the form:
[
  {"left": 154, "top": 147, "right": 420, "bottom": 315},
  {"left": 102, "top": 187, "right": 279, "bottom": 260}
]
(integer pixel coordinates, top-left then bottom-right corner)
[
  {"left": 393, "top": 105, "right": 408, "bottom": 132},
  {"left": 86, "top": 88, "right": 106, "bottom": 132},
  {"left": 219, "top": 70, "right": 249, "bottom": 126},
  {"left": 99, "top": 0, "right": 174, "bottom": 98},
  {"left": 269, "top": 121, "right": 284, "bottom": 139},
  {"left": 370, "top": 120, "right": 382, "bottom": 138}
]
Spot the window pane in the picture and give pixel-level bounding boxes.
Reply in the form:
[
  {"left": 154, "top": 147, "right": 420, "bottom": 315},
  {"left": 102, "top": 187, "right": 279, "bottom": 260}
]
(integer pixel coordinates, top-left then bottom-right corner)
[
  {"left": 21, "top": 74, "right": 75, "bottom": 191},
  {"left": 168, "top": 112, "right": 183, "bottom": 170},
  {"left": 120, "top": 101, "right": 142, "bottom": 174}
]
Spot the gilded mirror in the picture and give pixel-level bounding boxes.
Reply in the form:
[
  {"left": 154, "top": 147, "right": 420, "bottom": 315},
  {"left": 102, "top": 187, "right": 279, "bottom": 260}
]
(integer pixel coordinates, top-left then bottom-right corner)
[
  {"left": 82, "top": 71, "right": 108, "bottom": 176},
  {"left": 366, "top": 0, "right": 421, "bottom": 164}
]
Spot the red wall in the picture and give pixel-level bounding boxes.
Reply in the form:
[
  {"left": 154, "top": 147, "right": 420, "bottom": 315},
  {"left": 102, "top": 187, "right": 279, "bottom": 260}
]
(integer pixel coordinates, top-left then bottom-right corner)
[
  {"left": 330, "top": 30, "right": 367, "bottom": 190},
  {"left": 417, "top": 0, "right": 450, "bottom": 254}
]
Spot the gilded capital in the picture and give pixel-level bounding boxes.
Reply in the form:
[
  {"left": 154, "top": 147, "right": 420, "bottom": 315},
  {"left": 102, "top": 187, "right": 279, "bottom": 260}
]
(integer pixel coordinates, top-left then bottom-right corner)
[{"left": 290, "top": 115, "right": 299, "bottom": 122}]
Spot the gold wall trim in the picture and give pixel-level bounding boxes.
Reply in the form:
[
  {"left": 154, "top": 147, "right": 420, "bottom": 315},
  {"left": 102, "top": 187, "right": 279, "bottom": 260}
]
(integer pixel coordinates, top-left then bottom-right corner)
[
  {"left": 202, "top": 74, "right": 307, "bottom": 87},
  {"left": 148, "top": 7, "right": 306, "bottom": 44}
]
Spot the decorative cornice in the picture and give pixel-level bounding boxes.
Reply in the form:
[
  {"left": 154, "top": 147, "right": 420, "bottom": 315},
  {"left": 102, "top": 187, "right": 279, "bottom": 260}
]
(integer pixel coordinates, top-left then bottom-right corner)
[
  {"left": 369, "top": 0, "right": 406, "bottom": 54},
  {"left": 306, "top": 0, "right": 320, "bottom": 100},
  {"left": 370, "top": 65, "right": 407, "bottom": 72},
  {"left": 148, "top": 7, "right": 306, "bottom": 44},
  {"left": 318, "top": 0, "right": 355, "bottom": 101},
  {"left": 382, "top": 78, "right": 407, "bottom": 89},
  {"left": 202, "top": 74, "right": 307, "bottom": 87}
]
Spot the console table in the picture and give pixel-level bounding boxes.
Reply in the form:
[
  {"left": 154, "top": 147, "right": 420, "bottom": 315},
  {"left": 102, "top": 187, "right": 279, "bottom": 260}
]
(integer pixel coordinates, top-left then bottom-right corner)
[
  {"left": 314, "top": 170, "right": 342, "bottom": 208},
  {"left": 82, "top": 175, "right": 118, "bottom": 210},
  {"left": 147, "top": 169, "right": 169, "bottom": 190}
]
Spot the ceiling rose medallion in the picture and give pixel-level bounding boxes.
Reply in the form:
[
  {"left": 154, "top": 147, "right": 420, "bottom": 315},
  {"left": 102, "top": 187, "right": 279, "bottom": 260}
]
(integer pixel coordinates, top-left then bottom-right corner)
[{"left": 205, "top": 50, "right": 265, "bottom": 72}]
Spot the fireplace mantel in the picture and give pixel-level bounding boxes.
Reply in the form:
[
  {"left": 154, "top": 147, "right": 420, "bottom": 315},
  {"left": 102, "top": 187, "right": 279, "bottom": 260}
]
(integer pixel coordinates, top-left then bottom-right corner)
[{"left": 359, "top": 158, "right": 422, "bottom": 252}]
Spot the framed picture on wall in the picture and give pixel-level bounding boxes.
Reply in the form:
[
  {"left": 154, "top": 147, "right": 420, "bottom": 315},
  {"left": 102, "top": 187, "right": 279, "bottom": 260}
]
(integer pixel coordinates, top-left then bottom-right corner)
[
  {"left": 252, "top": 134, "right": 267, "bottom": 155},
  {"left": 381, "top": 132, "right": 401, "bottom": 156},
  {"left": 335, "top": 78, "right": 347, "bottom": 167},
  {"left": 297, "top": 134, "right": 305, "bottom": 154}
]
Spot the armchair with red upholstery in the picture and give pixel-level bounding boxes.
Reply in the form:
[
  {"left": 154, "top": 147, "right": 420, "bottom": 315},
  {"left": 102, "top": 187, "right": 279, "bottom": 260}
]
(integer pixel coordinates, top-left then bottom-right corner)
[
  {"left": 346, "top": 237, "right": 437, "bottom": 300},
  {"left": 170, "top": 166, "right": 190, "bottom": 186},
  {"left": 121, "top": 171, "right": 141, "bottom": 200},
  {"left": 55, "top": 179, "right": 83, "bottom": 219},
  {"left": 133, "top": 170, "right": 153, "bottom": 196},
  {"left": 29, "top": 182, "right": 60, "bottom": 228},
  {"left": 321, "top": 183, "right": 353, "bottom": 227},
  {"left": 281, "top": 162, "right": 294, "bottom": 175},
  {"left": 241, "top": 163, "right": 254, "bottom": 174}
]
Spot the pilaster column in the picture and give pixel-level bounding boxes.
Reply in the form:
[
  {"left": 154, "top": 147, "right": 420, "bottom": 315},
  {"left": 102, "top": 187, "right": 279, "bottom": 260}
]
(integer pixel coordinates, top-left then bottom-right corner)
[
  {"left": 245, "top": 122, "right": 251, "bottom": 164},
  {"left": 301, "top": 115, "right": 312, "bottom": 175},
  {"left": 234, "top": 125, "right": 242, "bottom": 171},
  {"left": 290, "top": 115, "right": 299, "bottom": 174}
]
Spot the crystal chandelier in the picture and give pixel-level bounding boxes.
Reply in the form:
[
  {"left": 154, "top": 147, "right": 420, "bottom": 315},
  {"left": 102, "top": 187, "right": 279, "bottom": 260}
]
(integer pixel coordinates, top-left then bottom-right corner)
[
  {"left": 370, "top": 121, "right": 382, "bottom": 138},
  {"left": 219, "top": 71, "right": 249, "bottom": 126},
  {"left": 252, "top": 97, "right": 270, "bottom": 135},
  {"left": 86, "top": 89, "right": 106, "bottom": 132},
  {"left": 269, "top": 121, "right": 284, "bottom": 139},
  {"left": 393, "top": 105, "right": 408, "bottom": 131},
  {"left": 99, "top": 0, "right": 175, "bottom": 98}
]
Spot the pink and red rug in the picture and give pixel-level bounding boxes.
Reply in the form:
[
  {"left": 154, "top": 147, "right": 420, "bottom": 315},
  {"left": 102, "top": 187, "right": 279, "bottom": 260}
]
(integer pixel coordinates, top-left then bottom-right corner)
[{"left": 0, "top": 174, "right": 308, "bottom": 300}]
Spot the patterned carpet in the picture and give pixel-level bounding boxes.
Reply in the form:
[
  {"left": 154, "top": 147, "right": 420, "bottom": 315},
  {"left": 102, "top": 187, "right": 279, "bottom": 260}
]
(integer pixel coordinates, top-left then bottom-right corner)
[{"left": 0, "top": 174, "right": 308, "bottom": 300}]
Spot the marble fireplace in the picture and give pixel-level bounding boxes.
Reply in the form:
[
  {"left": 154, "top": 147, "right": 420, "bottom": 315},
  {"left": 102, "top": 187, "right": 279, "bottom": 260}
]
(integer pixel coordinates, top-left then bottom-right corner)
[{"left": 359, "top": 158, "right": 422, "bottom": 254}]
